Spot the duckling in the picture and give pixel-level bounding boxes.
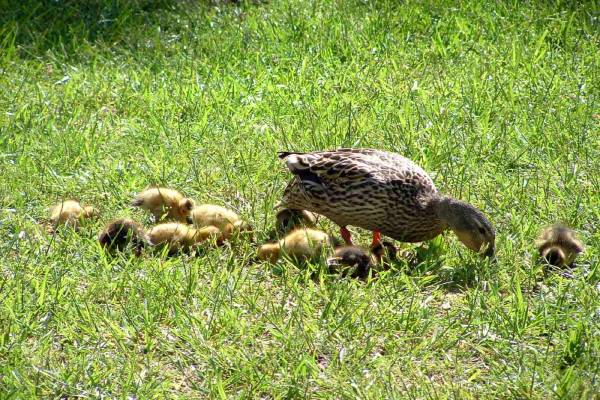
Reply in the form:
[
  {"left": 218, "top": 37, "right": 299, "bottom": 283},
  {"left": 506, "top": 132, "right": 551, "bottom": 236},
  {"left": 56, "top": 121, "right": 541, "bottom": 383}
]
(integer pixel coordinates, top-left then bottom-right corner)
[
  {"left": 98, "top": 218, "right": 148, "bottom": 255},
  {"left": 191, "top": 204, "right": 253, "bottom": 240},
  {"left": 536, "top": 224, "right": 584, "bottom": 268},
  {"left": 49, "top": 200, "right": 98, "bottom": 230},
  {"left": 327, "top": 245, "right": 372, "bottom": 278},
  {"left": 131, "top": 187, "right": 194, "bottom": 223},
  {"left": 257, "top": 228, "right": 331, "bottom": 264},
  {"left": 370, "top": 241, "right": 399, "bottom": 267},
  {"left": 327, "top": 241, "right": 399, "bottom": 279},
  {"left": 147, "top": 223, "right": 224, "bottom": 254},
  {"left": 275, "top": 208, "right": 318, "bottom": 235}
]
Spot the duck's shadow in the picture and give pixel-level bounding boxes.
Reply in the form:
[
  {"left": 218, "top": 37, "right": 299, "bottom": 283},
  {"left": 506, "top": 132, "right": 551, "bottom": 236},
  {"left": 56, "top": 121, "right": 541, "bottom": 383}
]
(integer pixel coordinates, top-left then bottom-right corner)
[{"left": 369, "top": 243, "right": 496, "bottom": 291}]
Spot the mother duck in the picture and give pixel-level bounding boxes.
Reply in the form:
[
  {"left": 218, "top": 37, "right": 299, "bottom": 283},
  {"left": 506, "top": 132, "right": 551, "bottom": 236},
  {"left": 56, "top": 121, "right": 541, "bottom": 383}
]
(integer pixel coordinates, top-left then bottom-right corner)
[{"left": 278, "top": 148, "right": 495, "bottom": 257}]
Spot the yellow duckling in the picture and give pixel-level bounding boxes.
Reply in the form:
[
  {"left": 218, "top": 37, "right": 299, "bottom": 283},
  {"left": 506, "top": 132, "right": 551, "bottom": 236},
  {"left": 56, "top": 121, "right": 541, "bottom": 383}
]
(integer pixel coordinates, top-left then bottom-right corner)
[
  {"left": 98, "top": 218, "right": 148, "bottom": 256},
  {"left": 275, "top": 208, "right": 317, "bottom": 235},
  {"left": 257, "top": 228, "right": 331, "bottom": 264},
  {"left": 191, "top": 204, "right": 253, "bottom": 240},
  {"left": 131, "top": 187, "right": 194, "bottom": 223},
  {"left": 536, "top": 224, "right": 584, "bottom": 268},
  {"left": 49, "top": 200, "right": 98, "bottom": 230},
  {"left": 147, "top": 223, "right": 223, "bottom": 255}
]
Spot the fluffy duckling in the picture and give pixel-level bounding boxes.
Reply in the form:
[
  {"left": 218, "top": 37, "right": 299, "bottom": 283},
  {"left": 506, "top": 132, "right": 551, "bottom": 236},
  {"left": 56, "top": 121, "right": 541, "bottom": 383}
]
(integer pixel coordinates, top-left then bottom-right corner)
[
  {"left": 370, "top": 241, "right": 399, "bottom": 267},
  {"left": 98, "top": 218, "right": 148, "bottom": 255},
  {"left": 327, "top": 241, "right": 399, "bottom": 279},
  {"left": 147, "top": 223, "right": 224, "bottom": 254},
  {"left": 327, "top": 245, "right": 372, "bottom": 278},
  {"left": 131, "top": 187, "right": 194, "bottom": 223},
  {"left": 257, "top": 228, "right": 331, "bottom": 264},
  {"left": 49, "top": 200, "right": 98, "bottom": 230},
  {"left": 191, "top": 204, "right": 253, "bottom": 240},
  {"left": 536, "top": 224, "right": 584, "bottom": 268},
  {"left": 275, "top": 208, "right": 317, "bottom": 235}
]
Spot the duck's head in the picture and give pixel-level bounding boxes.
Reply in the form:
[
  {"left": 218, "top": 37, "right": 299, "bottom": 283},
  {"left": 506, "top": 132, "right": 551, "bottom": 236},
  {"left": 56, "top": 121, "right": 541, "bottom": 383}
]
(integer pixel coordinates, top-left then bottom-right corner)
[
  {"left": 275, "top": 209, "right": 294, "bottom": 233},
  {"left": 176, "top": 198, "right": 195, "bottom": 223},
  {"left": 82, "top": 206, "right": 100, "bottom": 219},
  {"left": 436, "top": 197, "right": 495, "bottom": 257},
  {"left": 257, "top": 243, "right": 280, "bottom": 263}
]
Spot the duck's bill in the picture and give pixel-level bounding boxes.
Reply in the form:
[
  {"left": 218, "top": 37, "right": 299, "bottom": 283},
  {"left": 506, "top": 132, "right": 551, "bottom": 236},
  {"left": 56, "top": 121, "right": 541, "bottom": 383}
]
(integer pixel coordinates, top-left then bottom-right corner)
[{"left": 482, "top": 243, "right": 495, "bottom": 258}]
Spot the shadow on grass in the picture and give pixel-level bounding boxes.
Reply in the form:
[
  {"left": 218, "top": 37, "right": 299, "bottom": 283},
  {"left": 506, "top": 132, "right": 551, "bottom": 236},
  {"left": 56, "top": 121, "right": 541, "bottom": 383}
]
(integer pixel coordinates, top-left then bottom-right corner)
[
  {"left": 0, "top": 0, "right": 242, "bottom": 57},
  {"left": 398, "top": 246, "right": 495, "bottom": 292}
]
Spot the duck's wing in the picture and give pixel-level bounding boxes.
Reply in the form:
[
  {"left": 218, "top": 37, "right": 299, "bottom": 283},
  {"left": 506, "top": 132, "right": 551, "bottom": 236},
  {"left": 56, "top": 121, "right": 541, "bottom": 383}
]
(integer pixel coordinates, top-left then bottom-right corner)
[
  {"left": 278, "top": 148, "right": 422, "bottom": 186},
  {"left": 278, "top": 149, "right": 438, "bottom": 214},
  {"left": 278, "top": 150, "right": 379, "bottom": 193}
]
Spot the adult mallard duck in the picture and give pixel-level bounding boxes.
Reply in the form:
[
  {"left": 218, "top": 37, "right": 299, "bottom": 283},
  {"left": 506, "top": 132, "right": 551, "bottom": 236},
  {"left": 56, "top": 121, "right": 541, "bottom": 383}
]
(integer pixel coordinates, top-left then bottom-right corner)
[{"left": 278, "top": 148, "right": 495, "bottom": 257}]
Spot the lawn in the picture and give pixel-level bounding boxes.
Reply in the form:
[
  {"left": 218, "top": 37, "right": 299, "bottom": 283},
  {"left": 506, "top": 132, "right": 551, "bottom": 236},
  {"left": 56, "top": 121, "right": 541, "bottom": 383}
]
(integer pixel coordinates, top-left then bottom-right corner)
[{"left": 1, "top": 0, "right": 599, "bottom": 398}]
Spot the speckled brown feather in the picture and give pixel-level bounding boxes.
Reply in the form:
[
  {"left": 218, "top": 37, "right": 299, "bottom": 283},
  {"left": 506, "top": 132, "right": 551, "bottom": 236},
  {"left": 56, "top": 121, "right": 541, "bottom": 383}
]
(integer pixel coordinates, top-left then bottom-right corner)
[{"left": 279, "top": 149, "right": 444, "bottom": 242}]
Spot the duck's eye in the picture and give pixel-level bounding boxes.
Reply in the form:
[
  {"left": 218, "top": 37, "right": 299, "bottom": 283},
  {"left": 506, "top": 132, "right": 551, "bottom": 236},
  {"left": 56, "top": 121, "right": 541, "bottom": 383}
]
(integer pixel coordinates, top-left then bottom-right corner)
[{"left": 478, "top": 227, "right": 486, "bottom": 235}]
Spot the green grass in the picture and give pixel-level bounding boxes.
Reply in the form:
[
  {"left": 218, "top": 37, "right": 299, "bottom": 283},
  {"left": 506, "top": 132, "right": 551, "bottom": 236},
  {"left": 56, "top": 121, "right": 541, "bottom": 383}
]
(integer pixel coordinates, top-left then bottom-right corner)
[{"left": 1, "top": 0, "right": 599, "bottom": 397}]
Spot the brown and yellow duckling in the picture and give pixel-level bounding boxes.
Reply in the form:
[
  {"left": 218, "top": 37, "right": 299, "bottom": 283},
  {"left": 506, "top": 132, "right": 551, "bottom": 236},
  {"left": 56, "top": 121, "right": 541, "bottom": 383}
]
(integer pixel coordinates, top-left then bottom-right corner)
[
  {"left": 191, "top": 204, "right": 253, "bottom": 240},
  {"left": 327, "top": 245, "right": 372, "bottom": 278},
  {"left": 278, "top": 149, "right": 495, "bottom": 257},
  {"left": 147, "top": 223, "right": 225, "bottom": 255},
  {"left": 257, "top": 228, "right": 331, "bottom": 264},
  {"left": 132, "top": 187, "right": 194, "bottom": 223},
  {"left": 275, "top": 208, "right": 317, "bottom": 235},
  {"left": 98, "top": 218, "right": 149, "bottom": 256},
  {"left": 370, "top": 240, "right": 400, "bottom": 267},
  {"left": 327, "top": 241, "right": 399, "bottom": 279},
  {"left": 536, "top": 224, "right": 584, "bottom": 268},
  {"left": 49, "top": 200, "right": 98, "bottom": 230}
]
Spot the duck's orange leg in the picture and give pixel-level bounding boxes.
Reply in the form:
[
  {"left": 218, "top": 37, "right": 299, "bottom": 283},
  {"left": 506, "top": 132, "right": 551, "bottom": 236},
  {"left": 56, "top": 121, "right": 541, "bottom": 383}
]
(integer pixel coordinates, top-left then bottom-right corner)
[
  {"left": 371, "top": 231, "right": 382, "bottom": 248},
  {"left": 340, "top": 226, "right": 353, "bottom": 245}
]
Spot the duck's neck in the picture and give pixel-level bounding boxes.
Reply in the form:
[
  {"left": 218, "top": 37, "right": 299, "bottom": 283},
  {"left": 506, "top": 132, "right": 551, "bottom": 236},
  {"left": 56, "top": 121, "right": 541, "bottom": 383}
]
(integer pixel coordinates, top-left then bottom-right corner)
[{"left": 427, "top": 195, "right": 462, "bottom": 231}]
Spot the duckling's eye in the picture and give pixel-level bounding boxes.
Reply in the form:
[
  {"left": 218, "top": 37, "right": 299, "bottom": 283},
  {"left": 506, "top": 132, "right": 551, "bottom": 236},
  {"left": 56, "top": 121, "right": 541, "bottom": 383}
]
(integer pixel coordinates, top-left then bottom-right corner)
[{"left": 478, "top": 227, "right": 486, "bottom": 235}]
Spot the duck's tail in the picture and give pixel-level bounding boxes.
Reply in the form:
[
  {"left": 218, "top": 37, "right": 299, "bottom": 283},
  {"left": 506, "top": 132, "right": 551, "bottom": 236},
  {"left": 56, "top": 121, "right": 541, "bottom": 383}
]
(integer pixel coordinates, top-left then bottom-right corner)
[
  {"left": 278, "top": 152, "right": 324, "bottom": 190},
  {"left": 278, "top": 151, "right": 303, "bottom": 159}
]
